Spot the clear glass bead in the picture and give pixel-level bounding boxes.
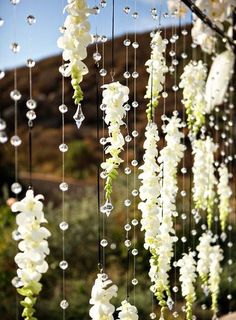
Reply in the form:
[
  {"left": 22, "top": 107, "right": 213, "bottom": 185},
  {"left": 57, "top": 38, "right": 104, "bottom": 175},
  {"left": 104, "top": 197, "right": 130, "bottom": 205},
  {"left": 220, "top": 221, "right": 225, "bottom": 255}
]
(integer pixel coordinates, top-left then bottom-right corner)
[
  {"left": 100, "top": 137, "right": 107, "bottom": 145},
  {"left": 132, "top": 41, "right": 139, "bottom": 49},
  {"left": 27, "top": 15, "right": 36, "bottom": 25},
  {"left": 59, "top": 182, "right": 68, "bottom": 192},
  {"left": 0, "top": 18, "right": 4, "bottom": 27},
  {"left": 181, "top": 236, "right": 187, "bottom": 243},
  {"left": 173, "top": 311, "right": 179, "bottom": 318},
  {"left": 150, "top": 312, "right": 156, "bottom": 319},
  {"left": 132, "top": 189, "right": 138, "bottom": 197},
  {"left": 132, "top": 12, "right": 139, "bottom": 19},
  {"left": 132, "top": 101, "right": 139, "bottom": 108},
  {"left": 131, "top": 219, "right": 138, "bottom": 226},
  {"left": 182, "top": 29, "right": 188, "bottom": 36},
  {"left": 59, "top": 104, "right": 68, "bottom": 113},
  {"left": 0, "top": 118, "right": 6, "bottom": 130},
  {"left": 167, "top": 297, "right": 174, "bottom": 310},
  {"left": 124, "top": 224, "right": 131, "bottom": 231},
  {"left": 100, "top": 103, "right": 106, "bottom": 111},
  {"left": 26, "top": 110, "right": 36, "bottom": 120},
  {"left": 124, "top": 167, "right": 131, "bottom": 175},
  {"left": 0, "top": 132, "right": 8, "bottom": 143},
  {"left": 124, "top": 199, "right": 131, "bottom": 207},
  {"left": 221, "top": 232, "right": 227, "bottom": 242},
  {"left": 181, "top": 167, "right": 187, "bottom": 174},
  {"left": 10, "top": 135, "right": 22, "bottom": 147},
  {"left": 124, "top": 104, "right": 131, "bottom": 111},
  {"left": 169, "top": 65, "right": 175, "bottom": 73},
  {"left": 10, "top": 89, "right": 21, "bottom": 101},
  {"left": 0, "top": 69, "right": 5, "bottom": 79},
  {"left": 123, "top": 71, "right": 131, "bottom": 79},
  {"left": 10, "top": 42, "right": 20, "bottom": 53},
  {"left": 101, "top": 35, "right": 107, "bottom": 43},
  {"left": 172, "top": 59, "right": 178, "bottom": 66},
  {"left": 131, "top": 278, "right": 138, "bottom": 285},
  {"left": 99, "top": 68, "right": 107, "bottom": 77},
  {"left": 10, "top": 0, "right": 20, "bottom": 4},
  {"left": 132, "top": 248, "right": 138, "bottom": 256},
  {"left": 100, "top": 200, "right": 113, "bottom": 215},
  {"left": 125, "top": 135, "right": 132, "bottom": 142},
  {"left": 73, "top": 104, "right": 85, "bottom": 130},
  {"left": 11, "top": 276, "right": 23, "bottom": 288},
  {"left": 124, "top": 239, "right": 131, "bottom": 247},
  {"left": 181, "top": 213, "right": 187, "bottom": 220},
  {"left": 132, "top": 130, "right": 138, "bottom": 137},
  {"left": 60, "top": 299, "right": 69, "bottom": 309},
  {"left": 169, "top": 50, "right": 176, "bottom": 57},
  {"left": 12, "top": 230, "right": 21, "bottom": 240},
  {"left": 100, "top": 0, "right": 107, "bottom": 8},
  {"left": 59, "top": 143, "right": 68, "bottom": 153},
  {"left": 132, "top": 71, "right": 139, "bottom": 78},
  {"left": 123, "top": 39, "right": 131, "bottom": 46},
  {"left": 26, "top": 99, "right": 37, "bottom": 109},
  {"left": 181, "top": 52, "right": 188, "bottom": 59},
  {"left": 172, "top": 286, "right": 178, "bottom": 293},
  {"left": 123, "top": 6, "right": 130, "bottom": 14},
  {"left": 93, "top": 52, "right": 101, "bottom": 62},
  {"left": 180, "top": 190, "right": 186, "bottom": 197},
  {"left": 100, "top": 239, "right": 108, "bottom": 247},
  {"left": 162, "top": 92, "right": 168, "bottom": 98},
  {"left": 227, "top": 294, "right": 232, "bottom": 300},
  {"left": 172, "top": 85, "right": 179, "bottom": 92},
  {"left": 93, "top": 6, "right": 100, "bottom": 14},
  {"left": 131, "top": 159, "right": 138, "bottom": 166},
  {"left": 59, "top": 260, "right": 68, "bottom": 270},
  {"left": 11, "top": 182, "right": 22, "bottom": 194},
  {"left": 59, "top": 221, "right": 69, "bottom": 231},
  {"left": 191, "top": 229, "right": 197, "bottom": 236}
]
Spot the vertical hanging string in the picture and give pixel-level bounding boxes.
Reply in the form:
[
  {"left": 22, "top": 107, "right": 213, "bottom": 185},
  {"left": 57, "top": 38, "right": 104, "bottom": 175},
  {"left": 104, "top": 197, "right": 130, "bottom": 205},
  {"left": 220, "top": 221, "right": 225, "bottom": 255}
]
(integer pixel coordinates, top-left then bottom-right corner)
[{"left": 110, "top": 0, "right": 115, "bottom": 81}]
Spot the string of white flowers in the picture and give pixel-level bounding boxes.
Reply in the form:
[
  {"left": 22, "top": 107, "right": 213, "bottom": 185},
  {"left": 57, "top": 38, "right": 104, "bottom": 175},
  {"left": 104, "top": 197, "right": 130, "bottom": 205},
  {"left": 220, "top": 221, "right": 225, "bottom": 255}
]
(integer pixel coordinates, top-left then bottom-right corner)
[
  {"left": 209, "top": 245, "right": 223, "bottom": 315},
  {"left": 57, "top": 0, "right": 93, "bottom": 106},
  {"left": 192, "top": 136, "right": 217, "bottom": 228},
  {"left": 117, "top": 300, "right": 139, "bottom": 320},
  {"left": 179, "top": 60, "right": 207, "bottom": 135},
  {"left": 100, "top": 82, "right": 129, "bottom": 213},
  {"left": 89, "top": 273, "right": 118, "bottom": 320},
  {"left": 177, "top": 252, "right": 197, "bottom": 320},
  {"left": 144, "top": 31, "right": 168, "bottom": 122},
  {"left": 11, "top": 189, "right": 51, "bottom": 320},
  {"left": 218, "top": 163, "right": 232, "bottom": 232}
]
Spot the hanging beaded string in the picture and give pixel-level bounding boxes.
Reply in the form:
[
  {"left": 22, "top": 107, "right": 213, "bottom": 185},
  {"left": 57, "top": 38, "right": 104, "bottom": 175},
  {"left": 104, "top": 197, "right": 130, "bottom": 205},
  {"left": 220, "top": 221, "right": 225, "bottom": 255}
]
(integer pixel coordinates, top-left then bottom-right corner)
[
  {"left": 10, "top": 0, "right": 22, "bottom": 197},
  {"left": 58, "top": 0, "right": 70, "bottom": 313},
  {"left": 123, "top": 0, "right": 132, "bottom": 302},
  {"left": 0, "top": 16, "right": 7, "bottom": 144}
]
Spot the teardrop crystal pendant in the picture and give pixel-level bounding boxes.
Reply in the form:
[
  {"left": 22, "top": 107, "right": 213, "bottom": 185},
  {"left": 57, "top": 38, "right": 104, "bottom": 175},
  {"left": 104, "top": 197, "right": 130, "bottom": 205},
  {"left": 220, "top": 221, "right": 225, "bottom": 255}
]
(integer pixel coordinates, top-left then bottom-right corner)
[{"left": 73, "top": 104, "right": 85, "bottom": 130}]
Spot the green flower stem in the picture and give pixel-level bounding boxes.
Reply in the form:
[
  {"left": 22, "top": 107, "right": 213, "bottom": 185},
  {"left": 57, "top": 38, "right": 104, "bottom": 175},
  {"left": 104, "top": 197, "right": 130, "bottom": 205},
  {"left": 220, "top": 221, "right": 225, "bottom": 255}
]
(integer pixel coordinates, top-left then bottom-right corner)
[
  {"left": 71, "top": 65, "right": 83, "bottom": 105},
  {"left": 186, "top": 294, "right": 194, "bottom": 320},
  {"left": 146, "top": 100, "right": 158, "bottom": 123},
  {"left": 105, "top": 168, "right": 118, "bottom": 200},
  {"left": 211, "top": 292, "right": 218, "bottom": 314}
]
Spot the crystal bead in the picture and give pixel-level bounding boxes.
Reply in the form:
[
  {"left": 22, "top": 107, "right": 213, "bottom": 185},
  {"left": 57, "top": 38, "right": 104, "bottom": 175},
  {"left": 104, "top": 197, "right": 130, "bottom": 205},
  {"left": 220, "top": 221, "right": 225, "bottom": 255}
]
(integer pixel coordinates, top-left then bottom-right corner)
[
  {"left": 169, "top": 66, "right": 175, "bottom": 73},
  {"left": 132, "top": 189, "right": 138, "bottom": 197},
  {"left": 110, "top": 243, "right": 116, "bottom": 250},
  {"left": 124, "top": 6, "right": 130, "bottom": 14},
  {"left": 132, "top": 248, "right": 138, "bottom": 256},
  {"left": 0, "top": 118, "right": 6, "bottom": 131},
  {"left": 132, "top": 71, "right": 139, "bottom": 78},
  {"left": 172, "top": 59, "right": 178, "bottom": 66},
  {"left": 123, "top": 71, "right": 130, "bottom": 79},
  {"left": 132, "top": 130, "right": 138, "bottom": 137},
  {"left": 100, "top": 103, "right": 106, "bottom": 111},
  {"left": 227, "top": 294, "right": 232, "bottom": 300},
  {"left": 99, "top": 68, "right": 107, "bottom": 77},
  {"left": 123, "top": 39, "right": 131, "bottom": 46},
  {"left": 201, "top": 304, "right": 207, "bottom": 310},
  {"left": 59, "top": 104, "right": 68, "bottom": 113},
  {"left": 0, "top": 132, "right": 8, "bottom": 143},
  {"left": 26, "top": 110, "right": 36, "bottom": 120},
  {"left": 11, "top": 0, "right": 20, "bottom": 4},
  {"left": 194, "top": 213, "right": 201, "bottom": 224},
  {"left": 100, "top": 0, "right": 107, "bottom": 8},
  {"left": 191, "top": 229, "right": 197, "bottom": 236},
  {"left": 124, "top": 224, "right": 131, "bottom": 231},
  {"left": 101, "top": 273, "right": 108, "bottom": 280},
  {"left": 60, "top": 300, "right": 69, "bottom": 309},
  {"left": 181, "top": 52, "right": 187, "bottom": 59},
  {"left": 10, "top": 135, "right": 22, "bottom": 147},
  {"left": 162, "top": 92, "right": 168, "bottom": 98},
  {"left": 101, "top": 35, "right": 107, "bottom": 43},
  {"left": 167, "top": 297, "right": 174, "bottom": 310},
  {"left": 132, "top": 101, "right": 139, "bottom": 108},
  {"left": 220, "top": 232, "right": 227, "bottom": 242},
  {"left": 173, "top": 311, "right": 179, "bottom": 318},
  {"left": 73, "top": 104, "right": 85, "bottom": 130},
  {"left": 0, "top": 18, "right": 4, "bottom": 27},
  {"left": 10, "top": 42, "right": 20, "bottom": 53},
  {"left": 93, "top": 52, "right": 101, "bottom": 62},
  {"left": 228, "top": 259, "right": 233, "bottom": 265},
  {"left": 0, "top": 69, "right": 5, "bottom": 79},
  {"left": 172, "top": 85, "right": 179, "bottom": 92},
  {"left": 93, "top": 6, "right": 100, "bottom": 14},
  {"left": 150, "top": 312, "right": 156, "bottom": 319},
  {"left": 11, "top": 182, "right": 22, "bottom": 194},
  {"left": 124, "top": 167, "right": 131, "bottom": 175},
  {"left": 26, "top": 99, "right": 37, "bottom": 109},
  {"left": 59, "top": 182, "right": 68, "bottom": 192},
  {"left": 180, "top": 190, "right": 186, "bottom": 197},
  {"left": 100, "top": 200, "right": 113, "bottom": 216},
  {"left": 131, "top": 278, "right": 138, "bottom": 285},
  {"left": 59, "top": 143, "right": 68, "bottom": 153},
  {"left": 124, "top": 239, "right": 131, "bottom": 247},
  {"left": 181, "top": 167, "right": 187, "bottom": 174},
  {"left": 100, "top": 137, "right": 107, "bottom": 145},
  {"left": 132, "top": 12, "right": 139, "bottom": 19},
  {"left": 125, "top": 135, "right": 132, "bottom": 142},
  {"left": 169, "top": 50, "right": 176, "bottom": 57},
  {"left": 181, "top": 213, "right": 187, "bottom": 220},
  {"left": 11, "top": 277, "right": 23, "bottom": 288},
  {"left": 181, "top": 305, "right": 186, "bottom": 312},
  {"left": 131, "top": 160, "right": 138, "bottom": 166},
  {"left": 173, "top": 261, "right": 178, "bottom": 268},
  {"left": 124, "top": 199, "right": 131, "bottom": 207},
  {"left": 132, "top": 42, "right": 139, "bottom": 49},
  {"left": 59, "top": 260, "right": 68, "bottom": 270},
  {"left": 131, "top": 219, "right": 138, "bottom": 226},
  {"left": 27, "top": 15, "right": 36, "bottom": 25},
  {"left": 181, "top": 236, "right": 187, "bottom": 243},
  {"left": 12, "top": 230, "right": 21, "bottom": 241},
  {"left": 59, "top": 221, "right": 69, "bottom": 231},
  {"left": 124, "top": 104, "right": 131, "bottom": 111},
  {"left": 228, "top": 276, "right": 232, "bottom": 282},
  {"left": 100, "top": 239, "right": 108, "bottom": 247},
  {"left": 172, "top": 286, "right": 178, "bottom": 293},
  {"left": 10, "top": 89, "right": 21, "bottom": 101},
  {"left": 227, "top": 242, "right": 233, "bottom": 248}
]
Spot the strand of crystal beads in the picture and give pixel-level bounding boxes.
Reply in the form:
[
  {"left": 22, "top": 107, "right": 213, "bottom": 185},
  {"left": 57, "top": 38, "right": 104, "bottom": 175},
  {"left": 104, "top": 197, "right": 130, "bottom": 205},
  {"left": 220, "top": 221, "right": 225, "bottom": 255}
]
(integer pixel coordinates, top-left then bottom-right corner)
[
  {"left": 58, "top": 7, "right": 69, "bottom": 312},
  {"left": 0, "top": 15, "right": 7, "bottom": 144},
  {"left": 10, "top": 0, "right": 22, "bottom": 196}
]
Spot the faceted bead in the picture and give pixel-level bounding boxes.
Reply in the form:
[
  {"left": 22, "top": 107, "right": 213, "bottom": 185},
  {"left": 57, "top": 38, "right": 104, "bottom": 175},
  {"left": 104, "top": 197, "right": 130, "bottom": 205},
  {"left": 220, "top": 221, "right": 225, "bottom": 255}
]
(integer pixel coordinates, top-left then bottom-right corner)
[
  {"left": 100, "top": 0, "right": 107, "bottom": 8},
  {"left": 12, "top": 230, "right": 21, "bottom": 241},
  {"left": 60, "top": 300, "right": 69, "bottom": 309},
  {"left": 123, "top": 39, "right": 131, "bottom": 46},
  {"left": 132, "top": 42, "right": 139, "bottom": 49},
  {"left": 10, "top": 135, "right": 22, "bottom": 147},
  {"left": 99, "top": 68, "right": 107, "bottom": 77},
  {"left": 100, "top": 239, "right": 108, "bottom": 247},
  {"left": 132, "top": 248, "right": 138, "bottom": 256},
  {"left": 59, "top": 182, "right": 68, "bottom": 192},
  {"left": 124, "top": 224, "right": 131, "bottom": 231},
  {"left": 11, "top": 182, "right": 22, "bottom": 194},
  {"left": 27, "top": 15, "right": 36, "bottom": 25},
  {"left": 131, "top": 160, "right": 138, "bottom": 166},
  {"left": 124, "top": 199, "right": 131, "bottom": 207},
  {"left": 59, "top": 104, "right": 68, "bottom": 113},
  {"left": 26, "top": 110, "right": 36, "bottom": 120},
  {"left": 132, "top": 130, "right": 138, "bottom": 137},
  {"left": 11, "top": 276, "right": 23, "bottom": 288},
  {"left": 0, "top": 69, "right": 5, "bottom": 79},
  {"left": 0, "top": 132, "right": 8, "bottom": 143},
  {"left": 10, "top": 0, "right": 20, "bottom": 4},
  {"left": 59, "top": 221, "right": 69, "bottom": 231},
  {"left": 124, "top": 167, "right": 131, "bottom": 175},
  {"left": 93, "top": 52, "right": 101, "bottom": 62},
  {"left": 132, "top": 101, "right": 139, "bottom": 108},
  {"left": 131, "top": 278, "right": 138, "bottom": 285},
  {"left": 73, "top": 104, "right": 85, "bottom": 130},
  {"left": 125, "top": 135, "right": 132, "bottom": 142},
  {"left": 131, "top": 219, "right": 138, "bottom": 226},
  {"left": 10, "top": 42, "right": 21, "bottom": 53},
  {"left": 123, "top": 6, "right": 130, "bottom": 14},
  {"left": 124, "top": 239, "right": 131, "bottom": 247},
  {"left": 150, "top": 313, "right": 156, "bottom": 319},
  {"left": 10, "top": 89, "right": 21, "bottom": 101},
  {"left": 59, "top": 260, "right": 68, "bottom": 270},
  {"left": 123, "top": 71, "right": 131, "bottom": 79},
  {"left": 132, "top": 12, "right": 139, "bottom": 19},
  {"left": 132, "top": 189, "right": 138, "bottom": 197},
  {"left": 26, "top": 99, "right": 37, "bottom": 109},
  {"left": 0, "top": 118, "right": 6, "bottom": 131},
  {"left": 124, "top": 104, "right": 131, "bottom": 111},
  {"left": 0, "top": 18, "right": 4, "bottom": 27}
]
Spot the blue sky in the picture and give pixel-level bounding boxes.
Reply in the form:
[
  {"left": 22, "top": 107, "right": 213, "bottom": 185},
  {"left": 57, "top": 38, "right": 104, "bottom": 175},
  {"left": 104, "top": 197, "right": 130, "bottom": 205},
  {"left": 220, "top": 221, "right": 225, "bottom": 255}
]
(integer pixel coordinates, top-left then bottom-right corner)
[{"left": 0, "top": 0, "right": 191, "bottom": 70}]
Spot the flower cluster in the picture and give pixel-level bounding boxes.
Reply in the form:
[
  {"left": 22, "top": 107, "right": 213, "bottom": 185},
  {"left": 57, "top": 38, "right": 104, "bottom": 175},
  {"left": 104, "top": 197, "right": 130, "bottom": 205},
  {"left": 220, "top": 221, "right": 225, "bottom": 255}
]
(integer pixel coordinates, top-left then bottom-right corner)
[
  {"left": 57, "top": 0, "right": 93, "bottom": 105},
  {"left": 196, "top": 232, "right": 223, "bottom": 314},
  {"left": 167, "top": 0, "right": 187, "bottom": 16},
  {"left": 117, "top": 300, "right": 139, "bottom": 320},
  {"left": 192, "top": 0, "right": 233, "bottom": 53},
  {"left": 177, "top": 252, "right": 197, "bottom": 320},
  {"left": 179, "top": 60, "right": 208, "bottom": 135},
  {"left": 101, "top": 82, "right": 129, "bottom": 205},
  {"left": 89, "top": 273, "right": 118, "bottom": 320},
  {"left": 11, "top": 190, "right": 51, "bottom": 320},
  {"left": 145, "top": 31, "right": 168, "bottom": 121},
  {"left": 192, "top": 137, "right": 217, "bottom": 228},
  {"left": 138, "top": 122, "right": 161, "bottom": 250},
  {"left": 218, "top": 164, "right": 232, "bottom": 232}
]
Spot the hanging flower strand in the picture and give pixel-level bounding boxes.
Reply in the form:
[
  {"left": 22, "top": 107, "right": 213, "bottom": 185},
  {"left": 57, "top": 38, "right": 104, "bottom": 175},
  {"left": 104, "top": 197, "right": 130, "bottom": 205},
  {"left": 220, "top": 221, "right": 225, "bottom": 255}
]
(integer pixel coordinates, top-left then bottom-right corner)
[
  {"left": 145, "top": 31, "right": 168, "bottom": 122},
  {"left": 177, "top": 252, "right": 197, "bottom": 320},
  {"left": 117, "top": 300, "right": 139, "bottom": 320},
  {"left": 89, "top": 273, "right": 118, "bottom": 320},
  {"left": 11, "top": 190, "right": 51, "bottom": 320},
  {"left": 57, "top": 0, "right": 93, "bottom": 107},
  {"left": 218, "top": 163, "right": 232, "bottom": 232},
  {"left": 179, "top": 60, "right": 207, "bottom": 135},
  {"left": 192, "top": 136, "right": 217, "bottom": 228},
  {"left": 100, "top": 82, "right": 129, "bottom": 215},
  {"left": 196, "top": 232, "right": 213, "bottom": 286}
]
